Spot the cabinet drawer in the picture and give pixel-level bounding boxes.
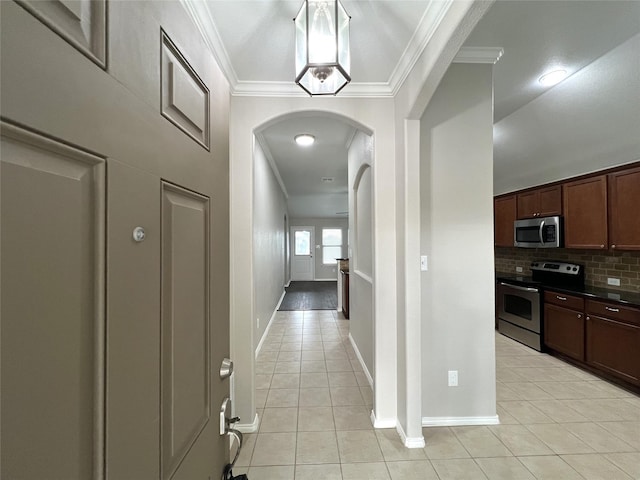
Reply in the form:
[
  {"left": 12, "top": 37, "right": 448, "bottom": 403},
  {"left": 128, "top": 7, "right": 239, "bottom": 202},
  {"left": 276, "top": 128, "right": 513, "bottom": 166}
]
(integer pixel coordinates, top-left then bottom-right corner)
[
  {"left": 586, "top": 300, "right": 640, "bottom": 326},
  {"left": 545, "top": 291, "right": 584, "bottom": 310}
]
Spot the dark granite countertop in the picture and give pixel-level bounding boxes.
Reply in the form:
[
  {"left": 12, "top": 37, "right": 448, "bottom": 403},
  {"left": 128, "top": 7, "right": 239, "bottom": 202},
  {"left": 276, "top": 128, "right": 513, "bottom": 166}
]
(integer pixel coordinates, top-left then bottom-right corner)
[{"left": 496, "top": 272, "right": 640, "bottom": 308}]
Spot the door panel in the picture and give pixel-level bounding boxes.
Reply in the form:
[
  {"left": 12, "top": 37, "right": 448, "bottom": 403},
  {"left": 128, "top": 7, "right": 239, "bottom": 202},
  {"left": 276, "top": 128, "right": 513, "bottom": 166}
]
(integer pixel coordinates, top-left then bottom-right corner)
[
  {"left": 1, "top": 122, "right": 105, "bottom": 480},
  {"left": 106, "top": 159, "right": 161, "bottom": 479},
  {"left": 291, "top": 226, "right": 314, "bottom": 280},
  {"left": 161, "top": 182, "right": 212, "bottom": 479}
]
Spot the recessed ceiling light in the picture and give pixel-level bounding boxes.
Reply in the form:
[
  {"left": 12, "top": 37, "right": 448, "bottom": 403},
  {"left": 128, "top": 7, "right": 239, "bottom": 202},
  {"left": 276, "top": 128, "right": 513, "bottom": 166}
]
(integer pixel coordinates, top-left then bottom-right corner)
[
  {"left": 295, "top": 134, "right": 315, "bottom": 146},
  {"left": 539, "top": 69, "right": 568, "bottom": 87}
]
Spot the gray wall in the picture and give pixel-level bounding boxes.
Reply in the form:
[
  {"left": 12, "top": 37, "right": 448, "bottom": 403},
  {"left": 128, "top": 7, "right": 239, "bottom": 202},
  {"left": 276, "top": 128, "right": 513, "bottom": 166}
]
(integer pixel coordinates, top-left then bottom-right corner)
[
  {"left": 253, "top": 140, "right": 288, "bottom": 348},
  {"left": 420, "top": 64, "right": 497, "bottom": 422},
  {"left": 348, "top": 131, "right": 375, "bottom": 378},
  {"left": 289, "top": 217, "right": 348, "bottom": 281}
]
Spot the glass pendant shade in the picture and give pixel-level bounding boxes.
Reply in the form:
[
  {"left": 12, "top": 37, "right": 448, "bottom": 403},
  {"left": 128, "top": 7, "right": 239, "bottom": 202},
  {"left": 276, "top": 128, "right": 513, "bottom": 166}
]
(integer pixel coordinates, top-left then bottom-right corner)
[{"left": 294, "top": 0, "right": 351, "bottom": 95}]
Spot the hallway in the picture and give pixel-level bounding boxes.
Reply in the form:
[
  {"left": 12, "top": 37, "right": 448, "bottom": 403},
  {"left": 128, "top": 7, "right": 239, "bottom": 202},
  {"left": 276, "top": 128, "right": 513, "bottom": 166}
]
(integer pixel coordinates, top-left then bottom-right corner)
[{"left": 234, "top": 310, "right": 640, "bottom": 479}]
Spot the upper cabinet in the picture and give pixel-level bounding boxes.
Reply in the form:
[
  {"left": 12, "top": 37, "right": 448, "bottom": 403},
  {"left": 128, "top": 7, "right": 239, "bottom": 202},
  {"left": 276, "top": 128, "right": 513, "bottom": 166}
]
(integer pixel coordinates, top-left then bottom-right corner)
[
  {"left": 563, "top": 175, "right": 608, "bottom": 249},
  {"left": 495, "top": 162, "right": 640, "bottom": 251},
  {"left": 608, "top": 166, "right": 640, "bottom": 251},
  {"left": 494, "top": 195, "right": 516, "bottom": 247},
  {"left": 517, "top": 185, "right": 562, "bottom": 219}
]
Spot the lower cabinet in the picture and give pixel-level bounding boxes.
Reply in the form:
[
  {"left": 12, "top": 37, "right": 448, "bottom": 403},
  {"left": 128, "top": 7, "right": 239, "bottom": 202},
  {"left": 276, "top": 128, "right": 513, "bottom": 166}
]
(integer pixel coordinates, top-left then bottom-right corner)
[
  {"left": 341, "top": 270, "right": 349, "bottom": 319},
  {"left": 544, "top": 291, "right": 585, "bottom": 361},
  {"left": 544, "top": 304, "right": 585, "bottom": 361},
  {"left": 543, "top": 293, "right": 640, "bottom": 388},
  {"left": 586, "top": 300, "right": 640, "bottom": 386}
]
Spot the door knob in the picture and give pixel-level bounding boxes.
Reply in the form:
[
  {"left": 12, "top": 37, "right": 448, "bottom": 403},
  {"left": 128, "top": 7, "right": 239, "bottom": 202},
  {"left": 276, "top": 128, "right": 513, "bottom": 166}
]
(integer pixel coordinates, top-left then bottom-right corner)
[{"left": 220, "top": 358, "right": 233, "bottom": 379}]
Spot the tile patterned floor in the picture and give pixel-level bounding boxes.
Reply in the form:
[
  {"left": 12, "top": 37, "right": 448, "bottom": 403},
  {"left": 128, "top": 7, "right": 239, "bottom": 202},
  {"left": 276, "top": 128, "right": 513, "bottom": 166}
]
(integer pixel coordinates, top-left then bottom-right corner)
[{"left": 233, "top": 310, "right": 640, "bottom": 479}]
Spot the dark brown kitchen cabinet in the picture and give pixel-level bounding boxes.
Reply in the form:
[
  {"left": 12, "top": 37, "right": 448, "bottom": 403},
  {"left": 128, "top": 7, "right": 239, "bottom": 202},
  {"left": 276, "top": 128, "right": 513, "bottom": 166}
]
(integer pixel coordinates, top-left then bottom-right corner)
[
  {"left": 341, "top": 270, "right": 349, "bottom": 319},
  {"left": 563, "top": 175, "right": 608, "bottom": 249},
  {"left": 517, "top": 185, "right": 562, "bottom": 219},
  {"left": 494, "top": 195, "right": 516, "bottom": 247},
  {"left": 544, "top": 291, "right": 585, "bottom": 361},
  {"left": 608, "top": 166, "right": 640, "bottom": 251},
  {"left": 586, "top": 300, "right": 640, "bottom": 386}
]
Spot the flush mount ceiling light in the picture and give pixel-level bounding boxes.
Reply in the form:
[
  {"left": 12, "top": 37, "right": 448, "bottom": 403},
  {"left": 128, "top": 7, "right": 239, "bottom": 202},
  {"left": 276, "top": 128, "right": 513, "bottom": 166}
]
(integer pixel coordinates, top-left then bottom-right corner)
[
  {"left": 294, "top": 0, "right": 351, "bottom": 96},
  {"left": 295, "top": 133, "right": 315, "bottom": 146},
  {"left": 539, "top": 69, "right": 568, "bottom": 87}
]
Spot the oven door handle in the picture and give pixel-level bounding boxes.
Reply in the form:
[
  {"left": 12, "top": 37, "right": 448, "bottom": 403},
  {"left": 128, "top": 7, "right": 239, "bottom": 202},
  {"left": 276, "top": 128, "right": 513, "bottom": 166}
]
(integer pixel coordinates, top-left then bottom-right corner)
[
  {"left": 539, "top": 220, "right": 545, "bottom": 245},
  {"left": 499, "top": 282, "right": 539, "bottom": 293}
]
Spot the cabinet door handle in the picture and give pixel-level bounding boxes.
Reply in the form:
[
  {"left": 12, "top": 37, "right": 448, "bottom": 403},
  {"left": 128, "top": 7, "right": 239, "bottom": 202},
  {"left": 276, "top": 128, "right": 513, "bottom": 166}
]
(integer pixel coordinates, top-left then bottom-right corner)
[
  {"left": 605, "top": 306, "right": 620, "bottom": 313},
  {"left": 577, "top": 314, "right": 582, "bottom": 318},
  {"left": 600, "top": 244, "right": 605, "bottom": 248},
  {"left": 586, "top": 316, "right": 590, "bottom": 321},
  {"left": 556, "top": 296, "right": 567, "bottom": 301},
  {"left": 612, "top": 245, "right": 616, "bottom": 249}
]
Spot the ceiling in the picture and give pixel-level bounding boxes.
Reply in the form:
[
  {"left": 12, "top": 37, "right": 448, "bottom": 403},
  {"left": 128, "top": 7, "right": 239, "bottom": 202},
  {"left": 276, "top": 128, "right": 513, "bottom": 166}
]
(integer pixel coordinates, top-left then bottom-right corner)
[
  {"left": 193, "top": 0, "right": 640, "bottom": 217},
  {"left": 199, "top": 0, "right": 448, "bottom": 96},
  {"left": 463, "top": 0, "right": 640, "bottom": 122}
]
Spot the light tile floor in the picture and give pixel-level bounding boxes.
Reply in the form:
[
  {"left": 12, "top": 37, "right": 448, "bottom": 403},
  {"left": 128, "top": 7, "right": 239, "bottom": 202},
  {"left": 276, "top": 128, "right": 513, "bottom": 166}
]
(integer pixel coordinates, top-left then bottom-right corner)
[{"left": 233, "top": 310, "right": 640, "bottom": 479}]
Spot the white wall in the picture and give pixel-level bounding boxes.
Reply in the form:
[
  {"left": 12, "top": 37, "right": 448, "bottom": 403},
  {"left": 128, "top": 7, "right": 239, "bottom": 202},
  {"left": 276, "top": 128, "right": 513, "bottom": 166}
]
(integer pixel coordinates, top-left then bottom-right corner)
[
  {"left": 289, "top": 217, "right": 348, "bottom": 280},
  {"left": 494, "top": 33, "right": 640, "bottom": 194},
  {"left": 420, "top": 63, "right": 497, "bottom": 424},
  {"left": 348, "top": 131, "right": 375, "bottom": 380},
  {"left": 391, "top": 0, "right": 492, "bottom": 444},
  {"left": 253, "top": 140, "right": 288, "bottom": 349}
]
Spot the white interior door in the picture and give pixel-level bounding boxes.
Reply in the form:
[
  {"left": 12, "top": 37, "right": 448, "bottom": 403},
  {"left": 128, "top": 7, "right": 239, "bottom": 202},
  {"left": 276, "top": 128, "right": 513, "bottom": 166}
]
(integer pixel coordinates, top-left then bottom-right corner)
[{"left": 291, "top": 226, "right": 315, "bottom": 281}]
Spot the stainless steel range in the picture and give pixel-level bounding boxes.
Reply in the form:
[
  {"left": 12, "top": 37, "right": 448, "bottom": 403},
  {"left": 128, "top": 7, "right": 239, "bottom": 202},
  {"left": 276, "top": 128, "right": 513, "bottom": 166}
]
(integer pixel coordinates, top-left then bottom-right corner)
[{"left": 497, "top": 261, "right": 584, "bottom": 351}]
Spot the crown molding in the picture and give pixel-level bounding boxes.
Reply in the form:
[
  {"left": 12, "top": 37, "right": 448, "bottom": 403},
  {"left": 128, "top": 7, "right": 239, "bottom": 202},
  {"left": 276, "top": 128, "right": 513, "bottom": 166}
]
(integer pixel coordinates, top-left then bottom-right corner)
[
  {"left": 232, "top": 80, "right": 395, "bottom": 98},
  {"left": 453, "top": 47, "right": 504, "bottom": 64},
  {"left": 388, "top": 0, "right": 454, "bottom": 96},
  {"left": 180, "top": 0, "right": 239, "bottom": 86}
]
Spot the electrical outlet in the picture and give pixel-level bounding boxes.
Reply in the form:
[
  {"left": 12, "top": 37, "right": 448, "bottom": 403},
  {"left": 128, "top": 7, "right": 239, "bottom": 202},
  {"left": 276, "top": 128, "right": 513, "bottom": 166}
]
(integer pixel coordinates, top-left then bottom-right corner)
[
  {"left": 516, "top": 266, "right": 523, "bottom": 273},
  {"left": 607, "top": 277, "right": 621, "bottom": 287},
  {"left": 420, "top": 255, "right": 428, "bottom": 271},
  {"left": 448, "top": 370, "right": 458, "bottom": 387}
]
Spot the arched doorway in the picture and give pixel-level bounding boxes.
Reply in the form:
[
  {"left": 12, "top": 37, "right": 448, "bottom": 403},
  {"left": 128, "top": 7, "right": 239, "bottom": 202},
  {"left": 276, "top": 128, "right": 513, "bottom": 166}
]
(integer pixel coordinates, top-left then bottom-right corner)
[{"left": 229, "top": 105, "right": 397, "bottom": 432}]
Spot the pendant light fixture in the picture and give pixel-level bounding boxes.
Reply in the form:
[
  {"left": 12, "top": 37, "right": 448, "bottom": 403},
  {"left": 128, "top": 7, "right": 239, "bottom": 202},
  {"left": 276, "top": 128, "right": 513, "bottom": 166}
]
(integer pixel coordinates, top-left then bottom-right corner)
[{"left": 294, "top": 0, "right": 351, "bottom": 96}]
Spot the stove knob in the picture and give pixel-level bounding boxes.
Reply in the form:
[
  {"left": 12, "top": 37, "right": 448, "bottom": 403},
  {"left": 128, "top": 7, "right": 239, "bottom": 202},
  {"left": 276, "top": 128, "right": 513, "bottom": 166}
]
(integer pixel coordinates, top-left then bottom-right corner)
[
  {"left": 566, "top": 266, "right": 570, "bottom": 270},
  {"left": 573, "top": 267, "right": 577, "bottom": 271}
]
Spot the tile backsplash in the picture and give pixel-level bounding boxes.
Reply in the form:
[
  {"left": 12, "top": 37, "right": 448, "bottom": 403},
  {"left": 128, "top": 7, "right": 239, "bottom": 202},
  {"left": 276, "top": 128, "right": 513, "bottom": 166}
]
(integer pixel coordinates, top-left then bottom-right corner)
[{"left": 495, "top": 247, "right": 640, "bottom": 292}]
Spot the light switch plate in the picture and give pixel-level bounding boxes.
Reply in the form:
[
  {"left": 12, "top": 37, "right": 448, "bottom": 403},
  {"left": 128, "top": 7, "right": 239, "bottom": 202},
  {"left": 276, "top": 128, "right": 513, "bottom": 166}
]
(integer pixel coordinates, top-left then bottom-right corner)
[
  {"left": 420, "top": 255, "right": 428, "bottom": 271},
  {"left": 516, "top": 266, "right": 523, "bottom": 273},
  {"left": 607, "top": 277, "right": 621, "bottom": 286},
  {"left": 448, "top": 370, "right": 458, "bottom": 387}
]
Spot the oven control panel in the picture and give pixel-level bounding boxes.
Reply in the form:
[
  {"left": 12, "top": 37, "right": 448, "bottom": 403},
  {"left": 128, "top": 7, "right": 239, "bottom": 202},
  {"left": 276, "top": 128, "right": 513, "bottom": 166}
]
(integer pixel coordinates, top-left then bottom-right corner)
[{"left": 530, "top": 261, "right": 582, "bottom": 275}]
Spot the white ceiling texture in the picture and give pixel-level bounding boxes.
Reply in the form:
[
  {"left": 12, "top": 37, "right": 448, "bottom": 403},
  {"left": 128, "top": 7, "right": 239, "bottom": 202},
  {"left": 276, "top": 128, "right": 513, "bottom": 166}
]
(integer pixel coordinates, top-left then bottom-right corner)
[{"left": 191, "top": 0, "right": 640, "bottom": 215}]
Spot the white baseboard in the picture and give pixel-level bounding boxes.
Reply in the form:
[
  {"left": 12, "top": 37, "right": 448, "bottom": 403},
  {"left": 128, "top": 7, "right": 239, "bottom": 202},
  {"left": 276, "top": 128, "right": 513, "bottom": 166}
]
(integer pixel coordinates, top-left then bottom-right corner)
[
  {"left": 235, "top": 413, "right": 260, "bottom": 433},
  {"left": 255, "top": 290, "right": 285, "bottom": 358},
  {"left": 314, "top": 278, "right": 338, "bottom": 281},
  {"left": 396, "top": 422, "right": 425, "bottom": 448},
  {"left": 422, "top": 415, "right": 500, "bottom": 427},
  {"left": 348, "top": 333, "right": 373, "bottom": 387},
  {"left": 370, "top": 410, "right": 396, "bottom": 429},
  {"left": 285, "top": 280, "right": 291, "bottom": 287}
]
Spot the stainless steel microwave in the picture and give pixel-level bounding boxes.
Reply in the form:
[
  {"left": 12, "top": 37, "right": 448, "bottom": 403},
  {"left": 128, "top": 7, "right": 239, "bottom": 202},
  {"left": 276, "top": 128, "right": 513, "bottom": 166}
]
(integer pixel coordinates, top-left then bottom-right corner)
[{"left": 514, "top": 216, "right": 563, "bottom": 248}]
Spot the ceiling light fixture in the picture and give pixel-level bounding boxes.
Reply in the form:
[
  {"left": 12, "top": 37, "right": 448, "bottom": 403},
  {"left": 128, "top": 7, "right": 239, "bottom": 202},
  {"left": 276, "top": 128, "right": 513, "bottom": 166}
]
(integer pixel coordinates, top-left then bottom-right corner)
[
  {"left": 294, "top": 0, "right": 351, "bottom": 96},
  {"left": 538, "top": 69, "right": 568, "bottom": 87},
  {"left": 295, "top": 133, "right": 315, "bottom": 146}
]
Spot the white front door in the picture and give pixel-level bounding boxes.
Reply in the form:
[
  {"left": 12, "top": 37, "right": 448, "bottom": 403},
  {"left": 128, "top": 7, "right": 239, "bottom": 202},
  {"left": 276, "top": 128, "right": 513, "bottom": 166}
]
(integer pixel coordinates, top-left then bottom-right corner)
[{"left": 291, "top": 226, "right": 315, "bottom": 281}]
